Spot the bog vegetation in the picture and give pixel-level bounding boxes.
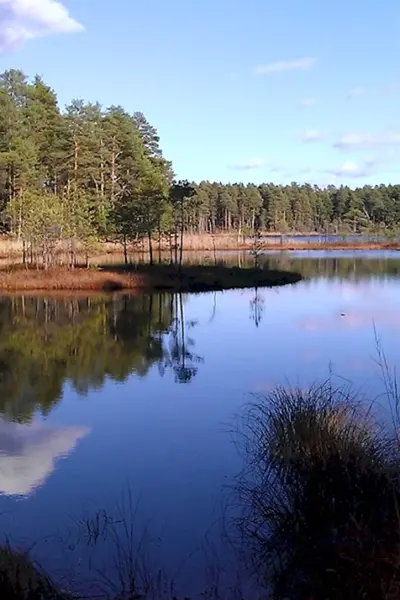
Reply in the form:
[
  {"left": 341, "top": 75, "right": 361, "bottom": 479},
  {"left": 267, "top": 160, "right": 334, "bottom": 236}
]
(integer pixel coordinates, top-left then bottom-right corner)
[
  {"left": 231, "top": 381, "right": 400, "bottom": 600},
  {"left": 1, "top": 70, "right": 400, "bottom": 269}
]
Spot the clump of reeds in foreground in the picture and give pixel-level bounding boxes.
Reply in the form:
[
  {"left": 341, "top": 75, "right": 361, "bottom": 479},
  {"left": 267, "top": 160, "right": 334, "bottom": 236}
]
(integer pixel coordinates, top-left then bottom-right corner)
[
  {"left": 0, "top": 543, "right": 68, "bottom": 599},
  {"left": 232, "top": 381, "right": 400, "bottom": 600}
]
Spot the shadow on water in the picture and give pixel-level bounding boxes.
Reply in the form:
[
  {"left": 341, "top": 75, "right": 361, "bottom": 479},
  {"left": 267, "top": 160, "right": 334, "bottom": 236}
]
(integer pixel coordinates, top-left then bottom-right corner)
[{"left": 0, "top": 293, "right": 203, "bottom": 422}]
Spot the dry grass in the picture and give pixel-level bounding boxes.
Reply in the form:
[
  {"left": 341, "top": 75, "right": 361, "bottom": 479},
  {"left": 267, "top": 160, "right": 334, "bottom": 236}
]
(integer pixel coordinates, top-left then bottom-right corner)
[
  {"left": 1, "top": 235, "right": 399, "bottom": 262},
  {"left": 266, "top": 240, "right": 400, "bottom": 251},
  {"left": 180, "top": 233, "right": 247, "bottom": 251},
  {"left": 95, "top": 237, "right": 400, "bottom": 253},
  {"left": 231, "top": 383, "right": 400, "bottom": 600},
  {"left": 183, "top": 235, "right": 400, "bottom": 252},
  {"left": 0, "top": 266, "right": 138, "bottom": 292},
  {"left": 0, "top": 264, "right": 301, "bottom": 293}
]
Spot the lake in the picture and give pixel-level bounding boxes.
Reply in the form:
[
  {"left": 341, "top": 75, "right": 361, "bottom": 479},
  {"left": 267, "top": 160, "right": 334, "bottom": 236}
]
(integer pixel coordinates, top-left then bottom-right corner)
[{"left": 0, "top": 250, "right": 399, "bottom": 596}]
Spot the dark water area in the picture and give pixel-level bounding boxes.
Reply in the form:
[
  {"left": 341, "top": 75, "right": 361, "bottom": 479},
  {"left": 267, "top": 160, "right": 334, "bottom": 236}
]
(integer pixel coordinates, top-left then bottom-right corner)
[{"left": 0, "top": 251, "right": 399, "bottom": 595}]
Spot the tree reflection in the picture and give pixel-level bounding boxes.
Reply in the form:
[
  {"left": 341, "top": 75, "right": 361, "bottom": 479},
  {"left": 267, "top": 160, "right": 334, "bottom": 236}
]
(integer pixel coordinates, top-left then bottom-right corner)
[
  {"left": 0, "top": 293, "right": 203, "bottom": 422},
  {"left": 262, "top": 254, "right": 400, "bottom": 281},
  {"left": 170, "top": 294, "right": 203, "bottom": 383},
  {"left": 183, "top": 252, "right": 400, "bottom": 281},
  {"left": 249, "top": 287, "right": 264, "bottom": 328}
]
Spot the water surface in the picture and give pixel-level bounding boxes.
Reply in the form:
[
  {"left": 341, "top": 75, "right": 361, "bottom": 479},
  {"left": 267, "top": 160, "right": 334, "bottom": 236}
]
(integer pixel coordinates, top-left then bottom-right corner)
[{"left": 0, "top": 251, "right": 399, "bottom": 593}]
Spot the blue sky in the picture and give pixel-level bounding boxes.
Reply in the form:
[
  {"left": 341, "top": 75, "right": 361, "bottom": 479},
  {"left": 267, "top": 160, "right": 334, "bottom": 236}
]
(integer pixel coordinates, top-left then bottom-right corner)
[{"left": 1, "top": 0, "right": 400, "bottom": 187}]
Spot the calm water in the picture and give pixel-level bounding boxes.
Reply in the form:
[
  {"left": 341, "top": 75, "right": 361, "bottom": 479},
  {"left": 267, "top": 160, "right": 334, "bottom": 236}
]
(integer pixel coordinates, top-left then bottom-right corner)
[{"left": 0, "top": 251, "right": 400, "bottom": 594}]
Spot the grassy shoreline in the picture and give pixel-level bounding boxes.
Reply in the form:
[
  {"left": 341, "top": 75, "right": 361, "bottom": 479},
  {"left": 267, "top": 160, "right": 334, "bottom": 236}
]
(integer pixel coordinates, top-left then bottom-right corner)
[
  {"left": 264, "top": 240, "right": 400, "bottom": 251},
  {"left": 0, "top": 264, "right": 302, "bottom": 293},
  {"left": 0, "top": 235, "right": 399, "bottom": 263}
]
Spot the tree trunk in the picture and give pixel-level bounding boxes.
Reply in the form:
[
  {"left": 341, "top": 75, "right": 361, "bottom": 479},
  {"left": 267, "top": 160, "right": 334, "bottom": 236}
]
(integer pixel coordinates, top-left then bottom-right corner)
[
  {"left": 70, "top": 239, "right": 75, "bottom": 269},
  {"left": 123, "top": 233, "right": 128, "bottom": 265},
  {"left": 148, "top": 231, "right": 154, "bottom": 266},
  {"left": 174, "top": 224, "right": 178, "bottom": 265},
  {"left": 100, "top": 137, "right": 105, "bottom": 220},
  {"left": 169, "top": 234, "right": 173, "bottom": 265},
  {"left": 74, "top": 138, "right": 79, "bottom": 183},
  {"left": 17, "top": 191, "right": 22, "bottom": 242},
  {"left": 111, "top": 139, "right": 116, "bottom": 203}
]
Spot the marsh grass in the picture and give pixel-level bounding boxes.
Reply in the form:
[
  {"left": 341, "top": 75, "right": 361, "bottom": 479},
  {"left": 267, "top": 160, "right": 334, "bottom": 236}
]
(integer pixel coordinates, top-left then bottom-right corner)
[
  {"left": 231, "top": 381, "right": 400, "bottom": 599},
  {"left": 0, "top": 234, "right": 399, "bottom": 263},
  {"left": 0, "top": 542, "right": 68, "bottom": 599},
  {"left": 70, "top": 491, "right": 178, "bottom": 599}
]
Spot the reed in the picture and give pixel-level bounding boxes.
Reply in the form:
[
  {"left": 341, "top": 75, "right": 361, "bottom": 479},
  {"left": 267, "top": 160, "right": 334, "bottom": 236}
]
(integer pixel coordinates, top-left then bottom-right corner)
[{"left": 232, "top": 382, "right": 400, "bottom": 599}]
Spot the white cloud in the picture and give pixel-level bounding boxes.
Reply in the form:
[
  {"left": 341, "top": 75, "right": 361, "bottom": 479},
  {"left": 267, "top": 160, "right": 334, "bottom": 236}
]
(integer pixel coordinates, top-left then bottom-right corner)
[
  {"left": 0, "top": 418, "right": 89, "bottom": 496},
  {"left": 253, "top": 57, "right": 316, "bottom": 75},
  {"left": 302, "top": 129, "right": 324, "bottom": 142},
  {"left": 346, "top": 87, "right": 365, "bottom": 99},
  {"left": 229, "top": 157, "right": 269, "bottom": 171},
  {"left": 334, "top": 131, "right": 400, "bottom": 150},
  {"left": 299, "top": 97, "right": 316, "bottom": 107},
  {"left": 328, "top": 159, "right": 376, "bottom": 179},
  {"left": 0, "top": 0, "right": 83, "bottom": 52},
  {"left": 229, "top": 157, "right": 284, "bottom": 172}
]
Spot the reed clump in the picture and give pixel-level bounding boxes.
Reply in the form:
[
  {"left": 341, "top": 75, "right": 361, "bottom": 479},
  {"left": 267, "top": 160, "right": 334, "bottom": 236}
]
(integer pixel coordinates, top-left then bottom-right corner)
[{"left": 233, "top": 382, "right": 400, "bottom": 600}]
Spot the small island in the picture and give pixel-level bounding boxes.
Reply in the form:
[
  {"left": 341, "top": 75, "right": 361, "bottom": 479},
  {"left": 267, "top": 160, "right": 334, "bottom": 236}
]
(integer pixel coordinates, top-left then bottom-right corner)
[{"left": 0, "top": 264, "right": 302, "bottom": 293}]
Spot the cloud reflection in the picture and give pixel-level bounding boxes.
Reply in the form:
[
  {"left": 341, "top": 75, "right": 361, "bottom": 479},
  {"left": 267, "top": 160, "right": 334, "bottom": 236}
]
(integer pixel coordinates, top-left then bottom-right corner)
[{"left": 0, "top": 419, "right": 89, "bottom": 497}]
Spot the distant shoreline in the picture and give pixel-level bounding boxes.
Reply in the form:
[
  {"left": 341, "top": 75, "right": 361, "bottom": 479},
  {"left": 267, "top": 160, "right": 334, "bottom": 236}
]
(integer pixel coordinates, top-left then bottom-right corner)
[
  {"left": 260, "top": 241, "right": 400, "bottom": 252},
  {"left": 0, "top": 235, "right": 398, "bottom": 263}
]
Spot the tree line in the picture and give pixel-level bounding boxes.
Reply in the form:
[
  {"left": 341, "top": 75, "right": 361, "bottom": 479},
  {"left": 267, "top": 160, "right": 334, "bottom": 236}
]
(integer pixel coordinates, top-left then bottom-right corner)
[{"left": 1, "top": 69, "right": 400, "bottom": 267}]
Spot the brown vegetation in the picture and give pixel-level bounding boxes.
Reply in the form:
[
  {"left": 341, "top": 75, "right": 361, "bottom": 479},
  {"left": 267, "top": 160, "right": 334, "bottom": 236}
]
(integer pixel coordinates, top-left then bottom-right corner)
[
  {"left": 1, "top": 234, "right": 400, "bottom": 264},
  {"left": 0, "top": 264, "right": 301, "bottom": 293},
  {"left": 180, "top": 234, "right": 400, "bottom": 252},
  {"left": 233, "top": 383, "right": 400, "bottom": 600},
  {"left": 266, "top": 240, "right": 400, "bottom": 251}
]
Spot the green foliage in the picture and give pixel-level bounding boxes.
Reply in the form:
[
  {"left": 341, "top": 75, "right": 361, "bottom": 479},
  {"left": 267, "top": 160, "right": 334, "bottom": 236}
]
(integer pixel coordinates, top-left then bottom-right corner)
[
  {"left": 169, "top": 180, "right": 195, "bottom": 265},
  {"left": 249, "top": 225, "right": 264, "bottom": 269},
  {"left": 0, "top": 70, "right": 173, "bottom": 267},
  {"left": 1, "top": 68, "right": 399, "bottom": 267}
]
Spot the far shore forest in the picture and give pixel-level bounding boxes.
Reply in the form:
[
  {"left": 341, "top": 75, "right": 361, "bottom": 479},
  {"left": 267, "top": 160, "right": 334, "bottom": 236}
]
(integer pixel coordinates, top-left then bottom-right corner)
[{"left": 1, "top": 70, "right": 400, "bottom": 268}]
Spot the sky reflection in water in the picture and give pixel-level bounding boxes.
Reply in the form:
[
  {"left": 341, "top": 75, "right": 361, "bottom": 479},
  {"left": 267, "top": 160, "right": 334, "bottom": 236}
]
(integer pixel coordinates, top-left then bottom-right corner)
[{"left": 0, "top": 252, "right": 398, "bottom": 590}]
